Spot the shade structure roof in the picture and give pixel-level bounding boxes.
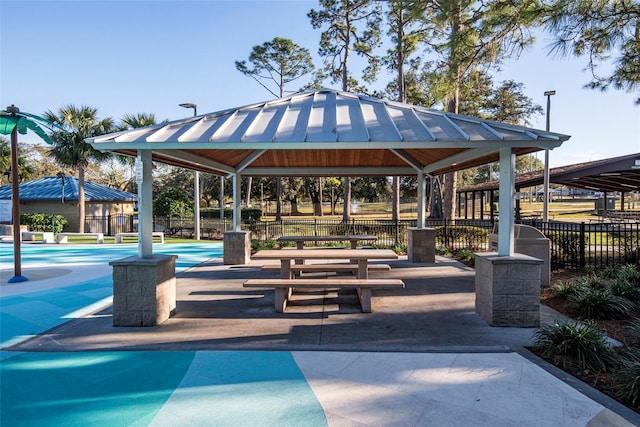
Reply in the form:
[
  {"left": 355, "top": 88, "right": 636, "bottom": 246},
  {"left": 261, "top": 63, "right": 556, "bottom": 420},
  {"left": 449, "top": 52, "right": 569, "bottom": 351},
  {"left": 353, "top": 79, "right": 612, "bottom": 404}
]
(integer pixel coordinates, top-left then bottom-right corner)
[
  {"left": 87, "top": 89, "right": 571, "bottom": 177},
  {"left": 0, "top": 176, "right": 137, "bottom": 202},
  {"left": 458, "top": 153, "right": 640, "bottom": 194}
]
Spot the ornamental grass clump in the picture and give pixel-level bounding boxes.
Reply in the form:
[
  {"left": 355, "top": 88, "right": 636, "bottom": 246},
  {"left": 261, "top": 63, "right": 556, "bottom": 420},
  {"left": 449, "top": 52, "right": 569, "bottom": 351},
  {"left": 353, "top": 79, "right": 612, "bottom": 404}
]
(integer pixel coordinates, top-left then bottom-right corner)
[
  {"left": 611, "top": 278, "right": 640, "bottom": 303},
  {"left": 532, "top": 319, "right": 619, "bottom": 372},
  {"left": 616, "top": 347, "right": 640, "bottom": 407},
  {"left": 568, "top": 287, "right": 636, "bottom": 319},
  {"left": 550, "top": 280, "right": 584, "bottom": 299},
  {"left": 615, "top": 264, "right": 640, "bottom": 287}
]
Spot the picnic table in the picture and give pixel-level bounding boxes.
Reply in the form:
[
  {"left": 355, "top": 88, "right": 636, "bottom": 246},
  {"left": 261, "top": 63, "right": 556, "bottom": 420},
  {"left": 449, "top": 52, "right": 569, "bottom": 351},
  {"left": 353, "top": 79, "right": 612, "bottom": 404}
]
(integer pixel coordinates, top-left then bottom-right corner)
[
  {"left": 252, "top": 248, "right": 397, "bottom": 279},
  {"left": 246, "top": 248, "right": 403, "bottom": 312}
]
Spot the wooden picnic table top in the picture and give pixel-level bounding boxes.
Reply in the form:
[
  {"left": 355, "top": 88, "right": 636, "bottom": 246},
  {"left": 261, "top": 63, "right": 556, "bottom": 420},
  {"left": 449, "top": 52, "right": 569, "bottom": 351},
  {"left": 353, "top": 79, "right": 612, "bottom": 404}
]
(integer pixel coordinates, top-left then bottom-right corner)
[
  {"left": 276, "top": 235, "right": 377, "bottom": 242},
  {"left": 252, "top": 248, "right": 397, "bottom": 261}
]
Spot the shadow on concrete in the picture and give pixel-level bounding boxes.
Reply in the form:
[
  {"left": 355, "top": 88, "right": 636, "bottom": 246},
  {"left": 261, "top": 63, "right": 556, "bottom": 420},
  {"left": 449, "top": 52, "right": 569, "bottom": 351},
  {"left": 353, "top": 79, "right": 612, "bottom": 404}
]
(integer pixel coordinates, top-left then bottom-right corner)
[{"left": 10, "top": 257, "right": 542, "bottom": 353}]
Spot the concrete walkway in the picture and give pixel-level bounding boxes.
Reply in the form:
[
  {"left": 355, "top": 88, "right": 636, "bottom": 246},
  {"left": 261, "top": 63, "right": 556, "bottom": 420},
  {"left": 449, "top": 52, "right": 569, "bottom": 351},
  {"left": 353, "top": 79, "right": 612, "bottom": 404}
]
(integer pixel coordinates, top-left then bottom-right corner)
[{"left": 1, "top": 243, "right": 638, "bottom": 426}]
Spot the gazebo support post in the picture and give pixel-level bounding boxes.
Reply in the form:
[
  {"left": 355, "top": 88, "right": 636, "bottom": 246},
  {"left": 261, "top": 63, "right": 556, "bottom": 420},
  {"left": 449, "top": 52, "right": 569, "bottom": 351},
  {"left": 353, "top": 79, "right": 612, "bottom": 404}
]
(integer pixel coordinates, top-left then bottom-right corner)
[
  {"left": 408, "top": 170, "right": 435, "bottom": 263},
  {"left": 224, "top": 172, "right": 251, "bottom": 264},
  {"left": 138, "top": 149, "right": 153, "bottom": 259},
  {"left": 110, "top": 149, "right": 178, "bottom": 327},
  {"left": 475, "top": 147, "right": 542, "bottom": 327}
]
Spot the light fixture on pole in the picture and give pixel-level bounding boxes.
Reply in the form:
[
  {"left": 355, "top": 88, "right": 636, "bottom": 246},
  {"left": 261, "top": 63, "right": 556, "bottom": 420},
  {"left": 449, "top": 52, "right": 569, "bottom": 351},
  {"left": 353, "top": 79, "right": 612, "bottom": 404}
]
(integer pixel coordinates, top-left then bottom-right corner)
[
  {"left": 56, "top": 171, "right": 66, "bottom": 203},
  {"left": 179, "top": 103, "right": 200, "bottom": 240},
  {"left": 543, "top": 90, "right": 556, "bottom": 222}
]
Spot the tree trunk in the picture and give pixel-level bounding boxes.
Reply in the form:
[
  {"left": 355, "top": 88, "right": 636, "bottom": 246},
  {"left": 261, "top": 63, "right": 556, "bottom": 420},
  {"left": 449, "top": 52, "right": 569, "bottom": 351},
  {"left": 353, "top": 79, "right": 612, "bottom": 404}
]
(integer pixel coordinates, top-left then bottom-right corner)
[
  {"left": 317, "top": 177, "right": 323, "bottom": 216},
  {"left": 246, "top": 176, "right": 252, "bottom": 206},
  {"left": 443, "top": 2, "right": 461, "bottom": 221},
  {"left": 342, "top": 177, "right": 351, "bottom": 222},
  {"left": 290, "top": 198, "right": 300, "bottom": 215},
  {"left": 78, "top": 165, "right": 85, "bottom": 233},
  {"left": 443, "top": 172, "right": 457, "bottom": 222},
  {"left": 275, "top": 177, "right": 282, "bottom": 221},
  {"left": 392, "top": 176, "right": 400, "bottom": 221}
]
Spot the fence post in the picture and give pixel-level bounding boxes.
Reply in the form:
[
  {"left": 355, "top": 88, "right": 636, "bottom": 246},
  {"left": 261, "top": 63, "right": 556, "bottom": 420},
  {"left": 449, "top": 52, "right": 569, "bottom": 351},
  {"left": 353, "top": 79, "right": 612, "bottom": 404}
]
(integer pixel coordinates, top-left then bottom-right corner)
[
  {"left": 314, "top": 217, "right": 318, "bottom": 236},
  {"left": 579, "top": 222, "right": 586, "bottom": 269}
]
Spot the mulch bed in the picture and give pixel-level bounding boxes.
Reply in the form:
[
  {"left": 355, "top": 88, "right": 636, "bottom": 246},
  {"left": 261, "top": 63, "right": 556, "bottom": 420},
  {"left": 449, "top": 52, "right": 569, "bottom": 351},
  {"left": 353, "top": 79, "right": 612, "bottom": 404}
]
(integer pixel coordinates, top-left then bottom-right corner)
[{"left": 538, "top": 269, "right": 639, "bottom": 414}]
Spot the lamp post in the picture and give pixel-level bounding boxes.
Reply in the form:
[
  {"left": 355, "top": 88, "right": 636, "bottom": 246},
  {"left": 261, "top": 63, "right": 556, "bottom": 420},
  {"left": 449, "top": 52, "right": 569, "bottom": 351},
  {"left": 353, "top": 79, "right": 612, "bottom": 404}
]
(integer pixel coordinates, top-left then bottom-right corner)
[
  {"left": 179, "top": 103, "right": 200, "bottom": 240},
  {"left": 7, "top": 105, "right": 26, "bottom": 282},
  {"left": 56, "top": 171, "right": 66, "bottom": 203},
  {"left": 543, "top": 90, "right": 556, "bottom": 222}
]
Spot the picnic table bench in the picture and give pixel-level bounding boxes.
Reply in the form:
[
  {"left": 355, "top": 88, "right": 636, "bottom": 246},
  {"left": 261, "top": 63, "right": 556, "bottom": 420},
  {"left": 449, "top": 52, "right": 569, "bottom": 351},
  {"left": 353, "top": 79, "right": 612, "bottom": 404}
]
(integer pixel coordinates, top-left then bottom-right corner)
[
  {"left": 56, "top": 232, "right": 104, "bottom": 244},
  {"left": 21, "top": 231, "right": 55, "bottom": 243},
  {"left": 261, "top": 263, "right": 391, "bottom": 277},
  {"left": 243, "top": 277, "right": 404, "bottom": 313}
]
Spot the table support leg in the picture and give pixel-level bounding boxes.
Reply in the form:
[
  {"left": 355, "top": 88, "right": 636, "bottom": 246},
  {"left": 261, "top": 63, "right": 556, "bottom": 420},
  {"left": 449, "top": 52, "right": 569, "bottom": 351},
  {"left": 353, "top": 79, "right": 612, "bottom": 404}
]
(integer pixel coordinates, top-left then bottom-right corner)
[
  {"left": 275, "top": 288, "right": 289, "bottom": 312},
  {"left": 357, "top": 288, "right": 372, "bottom": 313},
  {"left": 357, "top": 259, "right": 368, "bottom": 279}
]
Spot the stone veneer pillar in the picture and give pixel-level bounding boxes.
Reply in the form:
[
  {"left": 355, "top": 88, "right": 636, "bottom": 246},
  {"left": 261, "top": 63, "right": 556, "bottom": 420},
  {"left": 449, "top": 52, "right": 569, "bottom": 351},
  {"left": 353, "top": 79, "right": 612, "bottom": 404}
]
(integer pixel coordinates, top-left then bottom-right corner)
[
  {"left": 407, "top": 227, "right": 436, "bottom": 263},
  {"left": 224, "top": 230, "right": 251, "bottom": 265},
  {"left": 110, "top": 254, "right": 178, "bottom": 327},
  {"left": 474, "top": 252, "right": 542, "bottom": 327}
]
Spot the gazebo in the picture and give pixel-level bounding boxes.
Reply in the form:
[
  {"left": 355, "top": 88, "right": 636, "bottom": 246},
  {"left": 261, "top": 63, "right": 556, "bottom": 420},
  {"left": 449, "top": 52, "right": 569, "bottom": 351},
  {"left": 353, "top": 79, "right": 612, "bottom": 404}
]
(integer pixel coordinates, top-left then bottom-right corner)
[{"left": 87, "top": 88, "right": 571, "bottom": 327}]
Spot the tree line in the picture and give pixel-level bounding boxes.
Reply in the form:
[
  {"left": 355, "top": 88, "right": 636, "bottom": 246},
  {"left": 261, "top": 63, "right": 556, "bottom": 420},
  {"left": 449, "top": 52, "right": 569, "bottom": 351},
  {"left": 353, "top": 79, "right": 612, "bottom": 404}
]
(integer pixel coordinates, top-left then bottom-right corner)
[{"left": 1, "top": 0, "right": 637, "bottom": 231}]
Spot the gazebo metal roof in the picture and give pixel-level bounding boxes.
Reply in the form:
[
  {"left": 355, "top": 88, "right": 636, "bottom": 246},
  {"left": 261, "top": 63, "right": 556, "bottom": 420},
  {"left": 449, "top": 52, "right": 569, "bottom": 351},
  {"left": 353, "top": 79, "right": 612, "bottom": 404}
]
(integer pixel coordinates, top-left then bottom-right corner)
[
  {"left": 0, "top": 176, "right": 137, "bottom": 202},
  {"left": 88, "top": 89, "right": 570, "bottom": 177},
  {"left": 86, "top": 88, "right": 572, "bottom": 260},
  {"left": 458, "top": 153, "right": 640, "bottom": 194}
]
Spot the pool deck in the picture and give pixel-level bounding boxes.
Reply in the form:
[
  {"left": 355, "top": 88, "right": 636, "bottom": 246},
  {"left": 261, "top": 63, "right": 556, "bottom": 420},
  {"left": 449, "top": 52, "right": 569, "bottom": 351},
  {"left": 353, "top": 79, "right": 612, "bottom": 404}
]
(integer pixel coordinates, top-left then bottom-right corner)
[{"left": 1, "top": 242, "right": 638, "bottom": 426}]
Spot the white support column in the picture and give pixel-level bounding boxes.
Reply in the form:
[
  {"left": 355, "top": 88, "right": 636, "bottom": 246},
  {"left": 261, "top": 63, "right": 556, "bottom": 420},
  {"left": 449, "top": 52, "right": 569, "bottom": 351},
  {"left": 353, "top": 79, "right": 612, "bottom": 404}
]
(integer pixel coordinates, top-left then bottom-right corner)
[
  {"left": 233, "top": 173, "right": 241, "bottom": 231},
  {"left": 417, "top": 170, "right": 426, "bottom": 229},
  {"left": 194, "top": 171, "right": 200, "bottom": 240},
  {"left": 137, "top": 150, "right": 153, "bottom": 258},
  {"left": 498, "top": 147, "right": 515, "bottom": 256}
]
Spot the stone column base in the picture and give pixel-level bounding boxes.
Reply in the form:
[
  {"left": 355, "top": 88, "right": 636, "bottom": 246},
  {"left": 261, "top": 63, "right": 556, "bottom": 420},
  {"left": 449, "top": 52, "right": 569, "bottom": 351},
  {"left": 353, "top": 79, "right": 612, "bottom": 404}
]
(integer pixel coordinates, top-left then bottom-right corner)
[
  {"left": 110, "top": 254, "right": 178, "bottom": 327},
  {"left": 475, "top": 252, "right": 542, "bottom": 327},
  {"left": 224, "top": 230, "right": 251, "bottom": 265},
  {"left": 408, "top": 227, "right": 435, "bottom": 263}
]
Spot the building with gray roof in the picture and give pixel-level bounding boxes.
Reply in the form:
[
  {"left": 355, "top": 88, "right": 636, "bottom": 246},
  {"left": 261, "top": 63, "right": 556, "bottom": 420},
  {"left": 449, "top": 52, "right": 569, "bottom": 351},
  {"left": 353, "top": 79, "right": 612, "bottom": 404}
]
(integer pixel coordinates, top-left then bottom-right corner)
[{"left": 0, "top": 176, "right": 137, "bottom": 232}]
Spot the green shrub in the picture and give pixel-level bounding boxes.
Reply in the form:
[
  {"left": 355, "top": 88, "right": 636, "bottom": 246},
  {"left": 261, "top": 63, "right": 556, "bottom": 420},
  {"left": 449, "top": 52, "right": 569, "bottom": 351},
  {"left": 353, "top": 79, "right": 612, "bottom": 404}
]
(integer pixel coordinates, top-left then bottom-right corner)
[
  {"left": 547, "top": 231, "right": 584, "bottom": 264},
  {"left": 574, "top": 275, "right": 608, "bottom": 291},
  {"left": 616, "top": 352, "right": 640, "bottom": 406},
  {"left": 21, "top": 213, "right": 67, "bottom": 233},
  {"left": 532, "top": 319, "right": 619, "bottom": 372},
  {"left": 568, "top": 288, "right": 635, "bottom": 320},
  {"left": 550, "top": 281, "right": 583, "bottom": 298},
  {"left": 251, "top": 238, "right": 276, "bottom": 251},
  {"left": 615, "top": 264, "right": 640, "bottom": 286},
  {"left": 436, "top": 246, "right": 450, "bottom": 256},
  {"left": 201, "top": 208, "right": 234, "bottom": 219},
  {"left": 453, "top": 248, "right": 474, "bottom": 266},
  {"left": 611, "top": 278, "right": 640, "bottom": 302},
  {"left": 154, "top": 188, "right": 193, "bottom": 217},
  {"left": 627, "top": 320, "right": 640, "bottom": 346}
]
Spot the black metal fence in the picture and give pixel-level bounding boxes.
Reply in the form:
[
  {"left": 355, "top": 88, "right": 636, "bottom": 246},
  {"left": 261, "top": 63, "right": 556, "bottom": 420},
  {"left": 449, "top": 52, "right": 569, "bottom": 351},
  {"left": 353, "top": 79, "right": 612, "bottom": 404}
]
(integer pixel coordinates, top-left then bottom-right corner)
[
  {"left": 521, "top": 219, "right": 640, "bottom": 270},
  {"left": 85, "top": 215, "right": 640, "bottom": 271}
]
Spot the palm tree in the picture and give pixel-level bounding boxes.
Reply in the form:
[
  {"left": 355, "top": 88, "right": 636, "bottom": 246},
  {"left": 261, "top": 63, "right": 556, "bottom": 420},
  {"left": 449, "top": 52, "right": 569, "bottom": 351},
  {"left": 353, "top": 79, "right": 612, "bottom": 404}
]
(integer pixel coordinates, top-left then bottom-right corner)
[
  {"left": 44, "top": 105, "right": 114, "bottom": 233},
  {"left": 117, "top": 113, "right": 161, "bottom": 192},
  {"left": 118, "top": 112, "right": 158, "bottom": 130}
]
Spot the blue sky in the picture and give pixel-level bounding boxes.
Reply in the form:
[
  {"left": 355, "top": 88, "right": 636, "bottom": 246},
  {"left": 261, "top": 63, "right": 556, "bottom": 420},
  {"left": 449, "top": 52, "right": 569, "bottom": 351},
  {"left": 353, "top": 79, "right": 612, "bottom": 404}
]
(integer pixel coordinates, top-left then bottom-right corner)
[{"left": 1, "top": 0, "right": 638, "bottom": 168}]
